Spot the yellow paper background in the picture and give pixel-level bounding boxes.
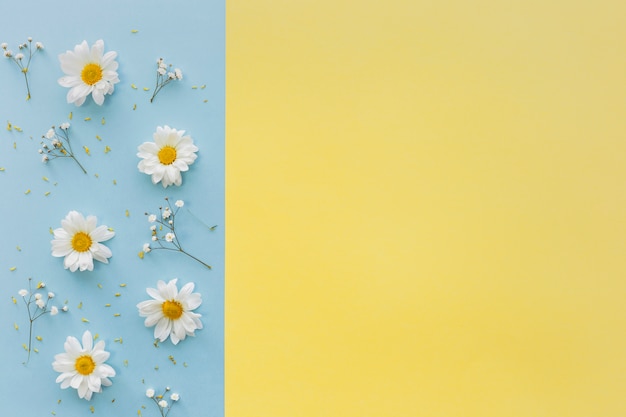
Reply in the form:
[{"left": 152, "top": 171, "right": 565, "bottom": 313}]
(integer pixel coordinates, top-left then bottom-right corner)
[{"left": 226, "top": 1, "right": 626, "bottom": 415}]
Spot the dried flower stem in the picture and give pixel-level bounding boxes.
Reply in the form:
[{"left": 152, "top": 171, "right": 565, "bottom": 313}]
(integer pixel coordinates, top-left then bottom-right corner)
[
  {"left": 40, "top": 124, "right": 87, "bottom": 174},
  {"left": 145, "top": 198, "right": 211, "bottom": 269},
  {"left": 20, "top": 278, "right": 52, "bottom": 364}
]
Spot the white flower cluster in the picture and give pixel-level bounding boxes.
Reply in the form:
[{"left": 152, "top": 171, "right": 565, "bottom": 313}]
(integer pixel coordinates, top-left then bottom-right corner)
[
  {"left": 145, "top": 386, "right": 181, "bottom": 417},
  {"left": 1, "top": 37, "right": 44, "bottom": 100},
  {"left": 39, "top": 123, "right": 87, "bottom": 174},
  {"left": 150, "top": 58, "right": 183, "bottom": 102},
  {"left": 17, "top": 279, "right": 67, "bottom": 363},
  {"left": 141, "top": 198, "right": 210, "bottom": 269}
]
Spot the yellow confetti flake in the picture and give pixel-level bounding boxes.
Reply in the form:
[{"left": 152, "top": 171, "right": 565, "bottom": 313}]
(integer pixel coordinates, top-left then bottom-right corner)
[
  {"left": 138, "top": 251, "right": 145, "bottom": 259},
  {"left": 94, "top": 173, "right": 99, "bottom": 178},
  {"left": 83, "top": 146, "right": 90, "bottom": 155},
  {"left": 168, "top": 355, "right": 176, "bottom": 364},
  {"left": 42, "top": 176, "right": 49, "bottom": 181},
  {"left": 22, "top": 344, "right": 28, "bottom": 351},
  {"left": 52, "top": 412, "right": 57, "bottom": 416},
  {"left": 14, "top": 322, "right": 18, "bottom": 329},
  {"left": 36, "top": 336, "right": 43, "bottom": 341},
  {"left": 12, "top": 297, "right": 17, "bottom": 305},
  {"left": 131, "top": 29, "right": 139, "bottom": 33},
  {"left": 138, "top": 410, "right": 142, "bottom": 416},
  {"left": 154, "top": 365, "right": 159, "bottom": 370},
  {"left": 201, "top": 84, "right": 206, "bottom": 89},
  {"left": 97, "top": 283, "right": 103, "bottom": 289},
  {"left": 77, "top": 301, "right": 83, "bottom": 309},
  {"left": 90, "top": 405, "right": 95, "bottom": 413},
  {"left": 33, "top": 348, "right": 39, "bottom": 353},
  {"left": 44, "top": 191, "right": 51, "bottom": 196},
  {"left": 104, "top": 145, "right": 112, "bottom": 154},
  {"left": 113, "top": 179, "right": 117, "bottom": 185},
  {"left": 105, "top": 303, "right": 111, "bottom": 307},
  {"left": 114, "top": 313, "right": 121, "bottom": 317},
  {"left": 125, "top": 210, "right": 130, "bottom": 217},
  {"left": 93, "top": 333, "right": 99, "bottom": 340},
  {"left": 203, "top": 99, "right": 208, "bottom": 103},
  {"left": 58, "top": 399, "right": 62, "bottom": 404},
  {"left": 115, "top": 292, "right": 121, "bottom": 297},
  {"left": 133, "top": 104, "right": 137, "bottom": 110},
  {"left": 0, "top": 167, "right": 5, "bottom": 171},
  {"left": 81, "top": 317, "right": 89, "bottom": 323},
  {"left": 6, "top": 121, "right": 12, "bottom": 131},
  {"left": 108, "top": 227, "right": 115, "bottom": 232},
  {"left": 192, "top": 85, "right": 198, "bottom": 89},
  {"left": 24, "top": 189, "right": 30, "bottom": 195},
  {"left": 114, "top": 338, "right": 123, "bottom": 343},
  {"left": 15, "top": 126, "right": 22, "bottom": 132},
  {"left": 9, "top": 267, "right": 16, "bottom": 271},
  {"left": 101, "top": 117, "right": 105, "bottom": 125},
  {"left": 96, "top": 135, "right": 102, "bottom": 141},
  {"left": 120, "top": 283, "right": 127, "bottom": 287},
  {"left": 84, "top": 117, "right": 91, "bottom": 121},
  {"left": 16, "top": 245, "right": 21, "bottom": 251},
  {"left": 49, "top": 227, "right": 54, "bottom": 234},
  {"left": 69, "top": 112, "right": 73, "bottom": 120},
  {"left": 131, "top": 83, "right": 137, "bottom": 89},
  {"left": 143, "top": 87, "right": 150, "bottom": 91}
]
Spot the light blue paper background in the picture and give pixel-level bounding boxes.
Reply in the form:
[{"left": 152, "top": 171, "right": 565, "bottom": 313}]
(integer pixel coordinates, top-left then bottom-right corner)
[{"left": 0, "top": 0, "right": 224, "bottom": 415}]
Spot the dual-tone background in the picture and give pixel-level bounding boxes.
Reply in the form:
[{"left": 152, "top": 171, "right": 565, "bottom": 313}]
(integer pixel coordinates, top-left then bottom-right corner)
[{"left": 226, "top": 0, "right": 626, "bottom": 416}]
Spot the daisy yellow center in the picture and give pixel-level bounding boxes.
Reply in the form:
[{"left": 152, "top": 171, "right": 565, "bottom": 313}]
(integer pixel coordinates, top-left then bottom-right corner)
[
  {"left": 162, "top": 300, "right": 183, "bottom": 320},
  {"left": 71, "top": 232, "right": 92, "bottom": 252},
  {"left": 81, "top": 63, "right": 103, "bottom": 85},
  {"left": 75, "top": 355, "right": 96, "bottom": 375},
  {"left": 158, "top": 146, "right": 177, "bottom": 165}
]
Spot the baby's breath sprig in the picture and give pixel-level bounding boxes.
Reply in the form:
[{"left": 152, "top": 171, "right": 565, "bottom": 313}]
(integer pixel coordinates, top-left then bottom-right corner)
[
  {"left": 149, "top": 58, "right": 183, "bottom": 103},
  {"left": 16, "top": 278, "right": 64, "bottom": 364},
  {"left": 2, "top": 38, "right": 44, "bottom": 100},
  {"left": 145, "top": 387, "right": 180, "bottom": 417},
  {"left": 141, "top": 198, "right": 211, "bottom": 269},
  {"left": 39, "top": 123, "right": 87, "bottom": 174}
]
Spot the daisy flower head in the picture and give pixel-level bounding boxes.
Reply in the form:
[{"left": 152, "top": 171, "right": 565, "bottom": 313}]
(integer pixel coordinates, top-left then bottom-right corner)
[
  {"left": 51, "top": 211, "right": 115, "bottom": 272},
  {"left": 137, "top": 125, "right": 198, "bottom": 188},
  {"left": 52, "top": 330, "right": 115, "bottom": 401},
  {"left": 58, "top": 40, "right": 119, "bottom": 106},
  {"left": 137, "top": 278, "right": 203, "bottom": 345}
]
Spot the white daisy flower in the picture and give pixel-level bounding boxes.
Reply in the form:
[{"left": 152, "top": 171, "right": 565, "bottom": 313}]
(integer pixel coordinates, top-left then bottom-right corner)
[
  {"left": 35, "top": 293, "right": 43, "bottom": 300},
  {"left": 137, "top": 125, "right": 198, "bottom": 188},
  {"left": 165, "top": 232, "right": 175, "bottom": 242},
  {"left": 175, "top": 200, "right": 184, "bottom": 208},
  {"left": 57, "top": 40, "right": 120, "bottom": 106},
  {"left": 18, "top": 289, "right": 28, "bottom": 297},
  {"left": 143, "top": 243, "right": 151, "bottom": 253},
  {"left": 62, "top": 305, "right": 69, "bottom": 312},
  {"left": 52, "top": 330, "right": 115, "bottom": 401},
  {"left": 136, "top": 278, "right": 203, "bottom": 345},
  {"left": 50, "top": 306, "right": 59, "bottom": 316},
  {"left": 146, "top": 388, "right": 155, "bottom": 398},
  {"left": 35, "top": 299, "right": 46, "bottom": 309},
  {"left": 170, "top": 393, "right": 180, "bottom": 401},
  {"left": 158, "top": 400, "right": 168, "bottom": 408},
  {"left": 51, "top": 211, "right": 115, "bottom": 272}
]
